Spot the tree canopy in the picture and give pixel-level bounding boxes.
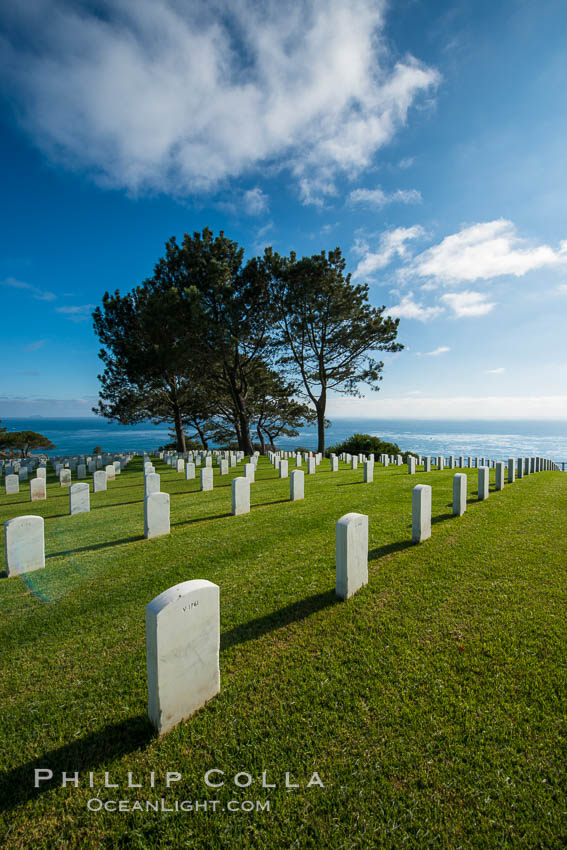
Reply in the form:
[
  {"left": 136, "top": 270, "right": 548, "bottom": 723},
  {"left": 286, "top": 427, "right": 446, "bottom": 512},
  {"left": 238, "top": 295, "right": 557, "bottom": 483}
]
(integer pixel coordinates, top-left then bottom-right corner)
[
  {"left": 268, "top": 247, "right": 403, "bottom": 453},
  {"left": 0, "top": 430, "right": 55, "bottom": 458},
  {"left": 92, "top": 229, "right": 403, "bottom": 453}
]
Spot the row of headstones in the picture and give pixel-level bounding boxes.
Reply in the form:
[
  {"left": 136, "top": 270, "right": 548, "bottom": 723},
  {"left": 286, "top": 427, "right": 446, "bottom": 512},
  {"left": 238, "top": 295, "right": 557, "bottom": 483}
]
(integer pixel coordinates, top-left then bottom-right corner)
[
  {"left": 141, "top": 449, "right": 560, "bottom": 537},
  {"left": 3, "top": 456, "right": 133, "bottom": 497},
  {"left": 143, "top": 453, "right": 558, "bottom": 733},
  {"left": 406, "top": 455, "right": 559, "bottom": 475},
  {"left": 0, "top": 457, "right": 40, "bottom": 477},
  {"left": 162, "top": 455, "right": 240, "bottom": 474},
  {"left": 141, "top": 457, "right": 294, "bottom": 539},
  {"left": 0, "top": 452, "right": 130, "bottom": 479},
  {"left": 159, "top": 450, "right": 247, "bottom": 468},
  {"left": 406, "top": 455, "right": 558, "bottom": 473},
  {"left": 3, "top": 452, "right": 558, "bottom": 575},
  {"left": 3, "top": 469, "right": 267, "bottom": 572}
]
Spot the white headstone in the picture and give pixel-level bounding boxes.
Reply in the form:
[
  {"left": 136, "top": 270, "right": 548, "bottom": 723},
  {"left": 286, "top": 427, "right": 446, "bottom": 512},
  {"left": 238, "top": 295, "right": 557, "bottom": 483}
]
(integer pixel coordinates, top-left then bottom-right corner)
[
  {"left": 105, "top": 464, "right": 116, "bottom": 482},
  {"left": 93, "top": 470, "right": 107, "bottom": 492},
  {"left": 36, "top": 468, "right": 47, "bottom": 479},
  {"left": 5, "top": 474, "right": 19, "bottom": 495},
  {"left": 453, "top": 473, "right": 467, "bottom": 516},
  {"left": 279, "top": 460, "right": 288, "bottom": 479},
  {"left": 244, "top": 463, "right": 255, "bottom": 483},
  {"left": 145, "top": 472, "right": 161, "bottom": 497},
  {"left": 219, "top": 460, "right": 228, "bottom": 476},
  {"left": 70, "top": 482, "right": 90, "bottom": 514},
  {"left": 307, "top": 458, "right": 316, "bottom": 474},
  {"left": 77, "top": 463, "right": 86, "bottom": 479},
  {"left": 331, "top": 456, "right": 338, "bottom": 472},
  {"left": 495, "top": 462, "right": 505, "bottom": 491},
  {"left": 176, "top": 459, "right": 184, "bottom": 473},
  {"left": 60, "top": 469, "right": 72, "bottom": 487},
  {"left": 363, "top": 461, "right": 373, "bottom": 483},
  {"left": 4, "top": 515, "right": 45, "bottom": 576},
  {"left": 146, "top": 579, "right": 220, "bottom": 735},
  {"left": 408, "top": 456, "right": 416, "bottom": 475},
  {"left": 508, "top": 458, "right": 515, "bottom": 484},
  {"left": 423, "top": 457, "right": 431, "bottom": 473},
  {"left": 200, "top": 467, "right": 213, "bottom": 491},
  {"left": 30, "top": 478, "right": 46, "bottom": 501},
  {"left": 231, "top": 476, "right": 250, "bottom": 515},
  {"left": 290, "top": 469, "right": 304, "bottom": 501},
  {"left": 335, "top": 513, "right": 368, "bottom": 600},
  {"left": 185, "top": 462, "right": 196, "bottom": 480},
  {"left": 351, "top": 457, "right": 358, "bottom": 470},
  {"left": 412, "top": 484, "right": 432, "bottom": 543},
  {"left": 144, "top": 492, "right": 170, "bottom": 539},
  {"left": 478, "top": 466, "right": 489, "bottom": 500}
]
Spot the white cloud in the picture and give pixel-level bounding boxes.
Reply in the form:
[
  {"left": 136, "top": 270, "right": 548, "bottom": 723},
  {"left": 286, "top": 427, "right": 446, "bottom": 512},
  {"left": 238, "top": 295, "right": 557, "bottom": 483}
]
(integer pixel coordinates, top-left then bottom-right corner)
[
  {"left": 421, "top": 346, "right": 450, "bottom": 356},
  {"left": 243, "top": 187, "right": 269, "bottom": 215},
  {"left": 554, "top": 283, "right": 567, "bottom": 295},
  {"left": 56, "top": 304, "right": 95, "bottom": 322},
  {"left": 252, "top": 220, "right": 275, "bottom": 253},
  {"left": 1, "top": 277, "right": 56, "bottom": 301},
  {"left": 484, "top": 367, "right": 505, "bottom": 374},
  {"left": 386, "top": 292, "right": 443, "bottom": 322},
  {"left": 352, "top": 225, "right": 425, "bottom": 279},
  {"left": 0, "top": 1, "right": 440, "bottom": 199},
  {"left": 348, "top": 186, "right": 422, "bottom": 207},
  {"left": 408, "top": 220, "right": 567, "bottom": 286},
  {"left": 440, "top": 290, "right": 495, "bottom": 318}
]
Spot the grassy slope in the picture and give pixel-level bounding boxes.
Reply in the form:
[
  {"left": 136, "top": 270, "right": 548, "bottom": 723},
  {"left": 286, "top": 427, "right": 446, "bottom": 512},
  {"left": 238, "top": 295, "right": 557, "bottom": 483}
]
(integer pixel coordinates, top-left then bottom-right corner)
[{"left": 0, "top": 457, "right": 566, "bottom": 849}]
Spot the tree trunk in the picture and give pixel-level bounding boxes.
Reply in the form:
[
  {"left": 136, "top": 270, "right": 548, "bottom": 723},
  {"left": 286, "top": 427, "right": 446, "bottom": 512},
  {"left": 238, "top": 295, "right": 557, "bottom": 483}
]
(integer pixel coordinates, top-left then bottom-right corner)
[
  {"left": 191, "top": 419, "right": 208, "bottom": 450},
  {"left": 316, "top": 396, "right": 326, "bottom": 454},
  {"left": 256, "top": 424, "right": 266, "bottom": 454},
  {"left": 172, "top": 403, "right": 187, "bottom": 453},
  {"left": 238, "top": 411, "right": 254, "bottom": 455},
  {"left": 227, "top": 374, "right": 253, "bottom": 454}
]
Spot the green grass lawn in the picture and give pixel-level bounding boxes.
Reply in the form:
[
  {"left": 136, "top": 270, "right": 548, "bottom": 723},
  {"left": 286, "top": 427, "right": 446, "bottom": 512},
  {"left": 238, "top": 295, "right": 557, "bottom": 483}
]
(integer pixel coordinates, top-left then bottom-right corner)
[{"left": 1, "top": 456, "right": 566, "bottom": 849}]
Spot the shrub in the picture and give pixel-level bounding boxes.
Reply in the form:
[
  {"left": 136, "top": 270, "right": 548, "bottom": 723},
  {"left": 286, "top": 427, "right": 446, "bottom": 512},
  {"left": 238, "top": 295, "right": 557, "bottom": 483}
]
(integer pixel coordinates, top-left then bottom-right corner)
[{"left": 326, "top": 433, "right": 417, "bottom": 462}]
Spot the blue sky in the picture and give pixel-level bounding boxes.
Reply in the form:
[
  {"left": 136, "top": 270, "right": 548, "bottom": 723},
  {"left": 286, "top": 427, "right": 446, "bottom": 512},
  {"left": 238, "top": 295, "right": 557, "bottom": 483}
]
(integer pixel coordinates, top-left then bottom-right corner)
[{"left": 1, "top": 0, "right": 566, "bottom": 420}]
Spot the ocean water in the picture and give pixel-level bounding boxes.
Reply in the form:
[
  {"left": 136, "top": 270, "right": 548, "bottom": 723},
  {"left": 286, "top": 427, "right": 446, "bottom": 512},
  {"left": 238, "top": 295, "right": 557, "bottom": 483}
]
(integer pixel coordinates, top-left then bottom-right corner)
[{"left": 2, "top": 417, "right": 567, "bottom": 462}]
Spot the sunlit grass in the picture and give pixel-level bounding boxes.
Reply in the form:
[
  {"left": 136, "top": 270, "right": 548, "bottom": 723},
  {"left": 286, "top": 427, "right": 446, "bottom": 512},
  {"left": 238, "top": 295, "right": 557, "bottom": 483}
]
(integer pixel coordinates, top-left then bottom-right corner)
[{"left": 1, "top": 456, "right": 566, "bottom": 849}]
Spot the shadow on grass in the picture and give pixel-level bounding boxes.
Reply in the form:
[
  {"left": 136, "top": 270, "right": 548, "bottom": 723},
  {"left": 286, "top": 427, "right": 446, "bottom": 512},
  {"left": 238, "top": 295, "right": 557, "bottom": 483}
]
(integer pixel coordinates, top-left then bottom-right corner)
[
  {"left": 252, "top": 499, "right": 290, "bottom": 508},
  {"left": 368, "top": 540, "right": 415, "bottom": 560},
  {"left": 431, "top": 512, "right": 454, "bottom": 525},
  {"left": 172, "top": 512, "right": 232, "bottom": 527},
  {"left": 336, "top": 481, "right": 365, "bottom": 486},
  {"left": 221, "top": 589, "right": 339, "bottom": 651},
  {"left": 91, "top": 500, "right": 145, "bottom": 510},
  {"left": 1, "top": 496, "right": 68, "bottom": 506},
  {"left": 46, "top": 535, "right": 143, "bottom": 559},
  {"left": 0, "top": 714, "right": 154, "bottom": 813}
]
